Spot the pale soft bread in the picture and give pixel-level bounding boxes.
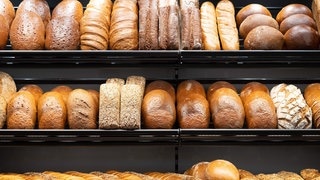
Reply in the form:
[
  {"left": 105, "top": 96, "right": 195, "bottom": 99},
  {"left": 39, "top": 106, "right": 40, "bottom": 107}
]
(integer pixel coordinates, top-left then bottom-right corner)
[
  {"left": 200, "top": 1, "right": 220, "bottom": 50},
  {"left": 0, "top": 71, "right": 16, "bottom": 103},
  {"left": 216, "top": 0, "right": 239, "bottom": 50},
  {"left": 0, "top": 96, "right": 6, "bottom": 128},
  {"left": 19, "top": 84, "right": 43, "bottom": 104}
]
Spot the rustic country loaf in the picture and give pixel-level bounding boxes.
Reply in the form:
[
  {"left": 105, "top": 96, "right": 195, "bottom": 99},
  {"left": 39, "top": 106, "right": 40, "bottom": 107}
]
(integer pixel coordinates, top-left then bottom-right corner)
[
  {"left": 19, "top": 84, "right": 43, "bottom": 104},
  {"left": 0, "top": 71, "right": 16, "bottom": 103},
  {"left": 304, "top": 83, "right": 320, "bottom": 128}
]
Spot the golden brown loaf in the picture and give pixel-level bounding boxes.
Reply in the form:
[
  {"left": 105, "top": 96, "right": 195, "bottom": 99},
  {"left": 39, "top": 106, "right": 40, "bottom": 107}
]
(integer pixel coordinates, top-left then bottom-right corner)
[
  {"left": 67, "top": 88, "right": 97, "bottom": 129},
  {"left": 184, "top": 161, "right": 209, "bottom": 180},
  {"left": 51, "top": 85, "right": 73, "bottom": 104},
  {"left": 300, "top": 168, "right": 320, "bottom": 179},
  {"left": 313, "top": 0, "right": 320, "bottom": 33},
  {"left": 304, "top": 83, "right": 320, "bottom": 128},
  {"left": 43, "top": 171, "right": 85, "bottom": 180},
  {"left": 109, "top": 0, "right": 139, "bottom": 50},
  {"left": 38, "top": 91, "right": 67, "bottom": 129},
  {"left": 138, "top": 0, "right": 159, "bottom": 50},
  {"left": 239, "top": 14, "right": 279, "bottom": 38},
  {"left": 0, "top": 0, "right": 15, "bottom": 26},
  {"left": 45, "top": 16, "right": 80, "bottom": 50},
  {"left": 7, "top": 91, "right": 37, "bottom": 129},
  {"left": 244, "top": 25, "right": 284, "bottom": 50},
  {"left": 216, "top": 0, "right": 239, "bottom": 50},
  {"left": 276, "top": 4, "right": 313, "bottom": 24},
  {"left": 80, "top": 0, "right": 112, "bottom": 50},
  {"left": 158, "top": 0, "right": 180, "bottom": 50},
  {"left": 51, "top": 0, "right": 84, "bottom": 23},
  {"left": 145, "top": 80, "right": 176, "bottom": 102},
  {"left": 209, "top": 87, "right": 245, "bottom": 129},
  {"left": 207, "top": 81, "right": 237, "bottom": 101},
  {"left": 0, "top": 96, "right": 6, "bottom": 128},
  {"left": 238, "top": 169, "right": 258, "bottom": 180},
  {"left": 284, "top": 24, "right": 320, "bottom": 50},
  {"left": 240, "top": 81, "right": 269, "bottom": 101},
  {"left": 142, "top": 89, "right": 176, "bottom": 129},
  {"left": 15, "top": 0, "right": 51, "bottom": 28},
  {"left": 9, "top": 11, "right": 45, "bottom": 50},
  {"left": 0, "top": 15, "right": 9, "bottom": 49},
  {"left": 180, "top": 0, "right": 202, "bottom": 50},
  {"left": 19, "top": 84, "right": 43, "bottom": 104},
  {"left": 177, "top": 80, "right": 206, "bottom": 103},
  {"left": 65, "top": 171, "right": 104, "bottom": 180},
  {"left": 0, "top": 71, "right": 16, "bottom": 103},
  {"left": 279, "top": 14, "right": 317, "bottom": 34},
  {"left": 236, "top": 3, "right": 272, "bottom": 27},
  {"left": 200, "top": 1, "right": 220, "bottom": 50},
  {"left": 206, "top": 159, "right": 240, "bottom": 180},
  {"left": 271, "top": 83, "right": 312, "bottom": 129}
]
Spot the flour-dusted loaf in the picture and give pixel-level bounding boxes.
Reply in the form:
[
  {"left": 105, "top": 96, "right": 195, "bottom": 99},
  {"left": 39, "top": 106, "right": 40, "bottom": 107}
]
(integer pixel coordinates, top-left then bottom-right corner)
[
  {"left": 177, "top": 80, "right": 206, "bottom": 103},
  {"left": 7, "top": 91, "right": 37, "bottom": 129},
  {"left": 0, "top": 71, "right": 16, "bottom": 103},
  {"left": 99, "top": 78, "right": 124, "bottom": 129},
  {"left": 51, "top": 0, "right": 83, "bottom": 23},
  {"left": 38, "top": 91, "right": 67, "bottom": 129},
  {"left": 270, "top": 83, "right": 312, "bottom": 129},
  {"left": 67, "top": 88, "right": 97, "bottom": 129},
  {"left": 304, "top": 83, "right": 320, "bottom": 128}
]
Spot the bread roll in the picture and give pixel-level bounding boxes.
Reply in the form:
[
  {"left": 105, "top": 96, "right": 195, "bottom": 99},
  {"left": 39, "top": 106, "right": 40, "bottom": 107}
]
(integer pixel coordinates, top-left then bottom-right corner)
[
  {"left": 236, "top": 3, "right": 272, "bottom": 27},
  {"left": 109, "top": 0, "right": 138, "bottom": 50},
  {"left": 177, "top": 93, "right": 210, "bottom": 128},
  {"left": 239, "top": 14, "right": 279, "bottom": 38},
  {"left": 0, "top": 0, "right": 15, "bottom": 27},
  {"left": 244, "top": 25, "right": 284, "bottom": 50},
  {"left": 0, "top": 15, "right": 9, "bottom": 49},
  {"left": 138, "top": 0, "right": 159, "bottom": 50},
  {"left": 145, "top": 80, "right": 175, "bottom": 102},
  {"left": 51, "top": 85, "right": 73, "bottom": 104},
  {"left": 200, "top": 1, "right": 220, "bottom": 50},
  {"left": 304, "top": 83, "right": 320, "bottom": 128},
  {"left": 67, "top": 89, "right": 97, "bottom": 129},
  {"left": 180, "top": 0, "right": 202, "bottom": 50},
  {"left": 177, "top": 80, "right": 206, "bottom": 103},
  {"left": 45, "top": 16, "right": 80, "bottom": 50},
  {"left": 270, "top": 83, "right": 312, "bottom": 129},
  {"left": 38, "top": 91, "right": 67, "bottom": 129},
  {"left": 9, "top": 11, "right": 45, "bottom": 50},
  {"left": 7, "top": 91, "right": 37, "bottom": 129},
  {"left": 207, "top": 81, "right": 237, "bottom": 101},
  {"left": 276, "top": 4, "right": 313, "bottom": 24},
  {"left": 0, "top": 71, "right": 16, "bottom": 103},
  {"left": 158, "top": 0, "right": 180, "bottom": 50},
  {"left": 209, "top": 88, "right": 245, "bottom": 129},
  {"left": 0, "top": 96, "right": 6, "bottom": 128},
  {"left": 284, "top": 24, "right": 320, "bottom": 50},
  {"left": 184, "top": 161, "right": 209, "bottom": 180},
  {"left": 280, "top": 14, "right": 317, "bottom": 34},
  {"left": 206, "top": 159, "right": 240, "bottom": 180},
  {"left": 51, "top": 0, "right": 83, "bottom": 23},
  {"left": 216, "top": 0, "right": 239, "bottom": 50},
  {"left": 19, "top": 84, "right": 43, "bottom": 104},
  {"left": 142, "top": 89, "right": 176, "bottom": 129},
  {"left": 16, "top": 0, "right": 51, "bottom": 27}
]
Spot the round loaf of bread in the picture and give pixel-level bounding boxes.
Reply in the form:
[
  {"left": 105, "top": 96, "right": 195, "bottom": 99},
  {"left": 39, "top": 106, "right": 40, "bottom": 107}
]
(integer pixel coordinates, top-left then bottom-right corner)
[
  {"left": 240, "top": 81, "right": 269, "bottom": 102},
  {"left": 51, "top": 85, "right": 73, "bottom": 104},
  {"left": 9, "top": 11, "right": 45, "bottom": 50},
  {"left": 45, "top": 16, "right": 80, "bottom": 50},
  {"left": 184, "top": 162, "right": 209, "bottom": 179},
  {"left": 177, "top": 80, "right": 206, "bottom": 103},
  {"left": 280, "top": 14, "right": 317, "bottom": 34},
  {"left": 244, "top": 25, "right": 284, "bottom": 50},
  {"left": 19, "top": 84, "right": 43, "bottom": 104},
  {"left": 206, "top": 159, "right": 240, "bottom": 180},
  {"left": 276, "top": 3, "right": 313, "bottom": 24},
  {"left": 16, "top": 0, "right": 51, "bottom": 27},
  {"left": 284, "top": 24, "right": 320, "bottom": 50},
  {"left": 38, "top": 91, "right": 67, "bottom": 129},
  {"left": 207, "top": 81, "right": 237, "bottom": 101},
  {"left": 142, "top": 89, "right": 176, "bottom": 129},
  {"left": 177, "top": 94, "right": 210, "bottom": 129},
  {"left": 0, "top": 0, "right": 15, "bottom": 26},
  {"left": 67, "top": 89, "right": 97, "bottom": 129},
  {"left": 0, "top": 95, "right": 6, "bottom": 128},
  {"left": 0, "top": 71, "right": 16, "bottom": 103},
  {"left": 145, "top": 80, "right": 175, "bottom": 102},
  {"left": 239, "top": 14, "right": 279, "bottom": 38},
  {"left": 51, "top": 0, "right": 83, "bottom": 23},
  {"left": 0, "top": 15, "right": 8, "bottom": 49},
  {"left": 210, "top": 88, "right": 245, "bottom": 129},
  {"left": 7, "top": 91, "right": 37, "bottom": 129},
  {"left": 236, "top": 3, "right": 271, "bottom": 27}
]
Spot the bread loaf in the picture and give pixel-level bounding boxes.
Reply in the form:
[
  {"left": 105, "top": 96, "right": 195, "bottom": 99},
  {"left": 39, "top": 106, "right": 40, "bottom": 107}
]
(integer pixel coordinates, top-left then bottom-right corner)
[
  {"left": 244, "top": 26, "right": 284, "bottom": 50},
  {"left": 146, "top": 172, "right": 195, "bottom": 179},
  {"left": 0, "top": 15, "right": 9, "bottom": 49},
  {"left": 207, "top": 81, "right": 236, "bottom": 101},
  {"left": 19, "top": 84, "right": 43, "bottom": 104},
  {"left": 138, "top": 0, "right": 159, "bottom": 50},
  {"left": 109, "top": 0, "right": 139, "bottom": 50},
  {"left": 236, "top": 3, "right": 272, "bottom": 27},
  {"left": 9, "top": 11, "right": 45, "bottom": 50},
  {"left": 43, "top": 171, "right": 85, "bottom": 180},
  {"left": 7, "top": 91, "right": 37, "bottom": 129},
  {"left": 216, "top": 0, "right": 239, "bottom": 50},
  {"left": 240, "top": 81, "right": 269, "bottom": 101},
  {"left": 284, "top": 24, "right": 320, "bottom": 50},
  {"left": 0, "top": 71, "right": 16, "bottom": 103},
  {"left": 313, "top": 0, "right": 320, "bottom": 32},
  {"left": 280, "top": 14, "right": 317, "bottom": 34},
  {"left": 38, "top": 91, "right": 67, "bottom": 129},
  {"left": 0, "top": 96, "right": 6, "bottom": 128},
  {"left": 90, "top": 171, "right": 121, "bottom": 180},
  {"left": 0, "top": 0, "right": 15, "bottom": 27},
  {"left": 206, "top": 159, "right": 240, "bottom": 180},
  {"left": 80, "top": 0, "right": 112, "bottom": 50},
  {"left": 304, "top": 83, "right": 320, "bottom": 128},
  {"left": 51, "top": 0, "right": 83, "bottom": 23},
  {"left": 177, "top": 80, "right": 206, "bottom": 103},
  {"left": 145, "top": 80, "right": 175, "bottom": 102},
  {"left": 276, "top": 4, "right": 313, "bottom": 24},
  {"left": 51, "top": 85, "right": 73, "bottom": 104},
  {"left": 158, "top": 0, "right": 180, "bottom": 50},
  {"left": 200, "top": 1, "right": 220, "bottom": 50},
  {"left": 142, "top": 89, "right": 176, "bottom": 129},
  {"left": 300, "top": 168, "right": 320, "bottom": 179},
  {"left": 67, "top": 89, "right": 97, "bottom": 129},
  {"left": 270, "top": 83, "right": 312, "bottom": 129},
  {"left": 184, "top": 161, "right": 209, "bottom": 180},
  {"left": 66, "top": 171, "right": 104, "bottom": 180},
  {"left": 180, "top": 0, "right": 202, "bottom": 50}
]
